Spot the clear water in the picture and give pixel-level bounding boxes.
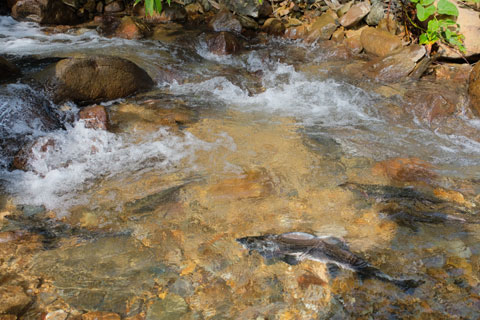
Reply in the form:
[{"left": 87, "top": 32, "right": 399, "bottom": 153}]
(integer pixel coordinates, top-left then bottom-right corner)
[{"left": 0, "top": 15, "right": 479, "bottom": 319}]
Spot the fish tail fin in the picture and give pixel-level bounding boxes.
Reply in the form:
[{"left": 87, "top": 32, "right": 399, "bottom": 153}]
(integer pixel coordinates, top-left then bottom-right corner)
[{"left": 392, "top": 278, "right": 425, "bottom": 292}]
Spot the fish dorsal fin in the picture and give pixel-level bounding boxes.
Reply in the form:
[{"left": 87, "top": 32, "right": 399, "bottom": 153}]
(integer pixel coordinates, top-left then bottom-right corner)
[{"left": 279, "top": 232, "right": 316, "bottom": 241}]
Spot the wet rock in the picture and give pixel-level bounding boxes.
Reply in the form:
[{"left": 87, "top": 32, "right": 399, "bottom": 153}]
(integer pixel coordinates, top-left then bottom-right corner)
[
  {"left": 469, "top": 63, "right": 480, "bottom": 115},
  {"left": 12, "top": 0, "right": 81, "bottom": 25},
  {"left": 223, "top": 0, "right": 272, "bottom": 18},
  {"left": 208, "top": 170, "right": 271, "bottom": 200},
  {"left": 0, "top": 57, "right": 21, "bottom": 82},
  {"left": 95, "top": 15, "right": 121, "bottom": 37},
  {"left": 44, "top": 310, "right": 68, "bottom": 320},
  {"left": 435, "top": 63, "right": 471, "bottom": 83},
  {"left": 78, "top": 105, "right": 109, "bottom": 130},
  {"left": 372, "top": 157, "right": 437, "bottom": 184},
  {"left": 362, "top": 45, "right": 426, "bottom": 82},
  {"left": 37, "top": 56, "right": 154, "bottom": 105},
  {"left": 305, "top": 14, "right": 337, "bottom": 43},
  {"left": 339, "top": 1, "right": 370, "bottom": 28},
  {"left": 0, "top": 315, "right": 17, "bottom": 320},
  {"left": 12, "top": 137, "right": 55, "bottom": 171},
  {"left": 284, "top": 24, "right": 308, "bottom": 40},
  {"left": 146, "top": 295, "right": 188, "bottom": 320},
  {"left": 365, "top": 0, "right": 384, "bottom": 26},
  {"left": 210, "top": 8, "right": 242, "bottom": 33},
  {"left": 115, "top": 16, "right": 149, "bottom": 40},
  {"left": 404, "top": 84, "right": 462, "bottom": 123},
  {"left": 0, "top": 285, "right": 31, "bottom": 315},
  {"left": 81, "top": 312, "right": 121, "bottom": 320},
  {"left": 439, "top": 0, "right": 480, "bottom": 58},
  {"left": 360, "top": 27, "right": 402, "bottom": 57},
  {"left": 262, "top": 18, "right": 285, "bottom": 36},
  {"left": 206, "top": 32, "right": 242, "bottom": 55},
  {"left": 104, "top": 0, "right": 124, "bottom": 13}
]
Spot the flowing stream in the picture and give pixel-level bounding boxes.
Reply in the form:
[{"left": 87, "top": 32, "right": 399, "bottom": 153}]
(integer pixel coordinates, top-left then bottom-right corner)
[{"left": 0, "top": 15, "right": 479, "bottom": 319}]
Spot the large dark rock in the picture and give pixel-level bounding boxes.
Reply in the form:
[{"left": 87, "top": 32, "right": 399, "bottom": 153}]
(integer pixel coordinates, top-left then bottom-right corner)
[
  {"left": 12, "top": 0, "right": 81, "bottom": 25},
  {"left": 0, "top": 57, "right": 21, "bottom": 83},
  {"left": 206, "top": 32, "right": 242, "bottom": 55},
  {"left": 35, "top": 56, "right": 155, "bottom": 104},
  {"left": 469, "top": 63, "right": 480, "bottom": 115}
]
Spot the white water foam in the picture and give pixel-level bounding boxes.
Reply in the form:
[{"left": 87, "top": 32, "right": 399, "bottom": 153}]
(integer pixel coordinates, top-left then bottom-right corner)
[
  {"left": 2, "top": 121, "right": 226, "bottom": 213},
  {"left": 0, "top": 16, "right": 135, "bottom": 56}
]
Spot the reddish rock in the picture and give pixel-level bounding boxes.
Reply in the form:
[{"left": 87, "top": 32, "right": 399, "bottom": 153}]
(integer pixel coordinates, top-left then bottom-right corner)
[
  {"left": 12, "top": 0, "right": 81, "bottom": 25},
  {"left": 435, "top": 64, "right": 472, "bottom": 83},
  {"left": 206, "top": 32, "right": 242, "bottom": 55},
  {"left": 284, "top": 25, "right": 308, "bottom": 40},
  {"left": 35, "top": 56, "right": 154, "bottom": 104},
  {"left": 305, "top": 14, "right": 337, "bottom": 43},
  {"left": 210, "top": 8, "right": 242, "bottom": 33},
  {"left": 373, "top": 158, "right": 437, "bottom": 183},
  {"left": 339, "top": 1, "right": 370, "bottom": 28},
  {"left": 0, "top": 285, "right": 31, "bottom": 315},
  {"left": 345, "top": 36, "right": 363, "bottom": 54},
  {"left": 79, "top": 105, "right": 109, "bottom": 130},
  {"left": 331, "top": 27, "right": 345, "bottom": 42},
  {"left": 262, "top": 18, "right": 285, "bottom": 36},
  {"left": 81, "top": 312, "right": 120, "bottom": 320},
  {"left": 12, "top": 138, "right": 55, "bottom": 171},
  {"left": 104, "top": 0, "right": 124, "bottom": 13},
  {"left": 469, "top": 63, "right": 480, "bottom": 115},
  {"left": 115, "top": 16, "right": 149, "bottom": 40},
  {"left": 360, "top": 27, "right": 402, "bottom": 57}
]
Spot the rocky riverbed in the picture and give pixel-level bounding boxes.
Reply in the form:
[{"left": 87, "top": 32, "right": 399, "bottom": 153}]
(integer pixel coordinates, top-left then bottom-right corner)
[{"left": 1, "top": 0, "right": 480, "bottom": 319}]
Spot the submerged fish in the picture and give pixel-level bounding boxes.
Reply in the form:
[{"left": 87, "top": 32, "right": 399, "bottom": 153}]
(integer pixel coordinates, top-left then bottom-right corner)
[{"left": 237, "top": 232, "right": 424, "bottom": 291}]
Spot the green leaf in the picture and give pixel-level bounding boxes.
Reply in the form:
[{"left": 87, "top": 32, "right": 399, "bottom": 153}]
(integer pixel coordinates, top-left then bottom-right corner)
[
  {"left": 427, "top": 19, "right": 439, "bottom": 32},
  {"left": 134, "top": 0, "right": 142, "bottom": 6},
  {"left": 416, "top": 4, "right": 436, "bottom": 21},
  {"left": 154, "top": 0, "right": 162, "bottom": 12},
  {"left": 420, "top": 0, "right": 435, "bottom": 6},
  {"left": 410, "top": 0, "right": 420, "bottom": 3},
  {"left": 437, "top": 0, "right": 459, "bottom": 16},
  {"left": 419, "top": 33, "right": 429, "bottom": 44},
  {"left": 145, "top": 0, "right": 154, "bottom": 16}
]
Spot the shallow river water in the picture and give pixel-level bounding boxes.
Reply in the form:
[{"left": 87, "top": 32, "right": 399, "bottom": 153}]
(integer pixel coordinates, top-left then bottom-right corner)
[{"left": 0, "top": 15, "right": 480, "bottom": 319}]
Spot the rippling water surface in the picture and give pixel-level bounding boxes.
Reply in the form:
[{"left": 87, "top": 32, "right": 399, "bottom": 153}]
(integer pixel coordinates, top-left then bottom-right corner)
[{"left": 0, "top": 15, "right": 479, "bottom": 319}]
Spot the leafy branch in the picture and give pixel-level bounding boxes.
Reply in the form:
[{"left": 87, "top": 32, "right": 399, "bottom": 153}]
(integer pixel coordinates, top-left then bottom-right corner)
[{"left": 409, "top": 0, "right": 466, "bottom": 52}]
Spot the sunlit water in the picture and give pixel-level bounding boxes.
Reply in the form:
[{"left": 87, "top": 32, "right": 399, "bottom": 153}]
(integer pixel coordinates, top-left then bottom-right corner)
[{"left": 0, "top": 15, "right": 479, "bottom": 319}]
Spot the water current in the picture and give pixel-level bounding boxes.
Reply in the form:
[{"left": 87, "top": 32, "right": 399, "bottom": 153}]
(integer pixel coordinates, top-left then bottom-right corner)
[{"left": 0, "top": 15, "right": 479, "bottom": 319}]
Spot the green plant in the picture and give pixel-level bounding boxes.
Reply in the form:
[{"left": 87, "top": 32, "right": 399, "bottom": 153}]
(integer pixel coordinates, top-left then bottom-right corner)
[
  {"left": 409, "top": 0, "right": 466, "bottom": 52},
  {"left": 135, "top": 0, "right": 263, "bottom": 16}
]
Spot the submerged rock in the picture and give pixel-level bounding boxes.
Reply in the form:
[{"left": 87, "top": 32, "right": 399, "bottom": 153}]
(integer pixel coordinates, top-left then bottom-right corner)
[
  {"left": 78, "top": 105, "right": 109, "bottom": 130},
  {"left": 81, "top": 311, "right": 121, "bottom": 320},
  {"left": 12, "top": 0, "right": 81, "bottom": 25},
  {"left": 0, "top": 57, "right": 21, "bottom": 83},
  {"left": 0, "top": 285, "right": 32, "bottom": 315},
  {"left": 36, "top": 56, "right": 154, "bottom": 105},
  {"left": 12, "top": 137, "right": 55, "bottom": 171},
  {"left": 469, "top": 63, "right": 480, "bottom": 115}
]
